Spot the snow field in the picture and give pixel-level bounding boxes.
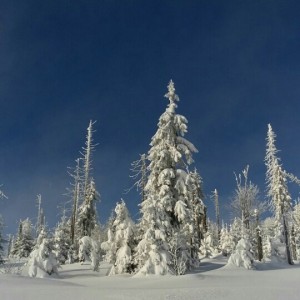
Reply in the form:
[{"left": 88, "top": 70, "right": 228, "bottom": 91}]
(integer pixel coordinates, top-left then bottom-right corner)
[{"left": 1, "top": 257, "right": 300, "bottom": 300}]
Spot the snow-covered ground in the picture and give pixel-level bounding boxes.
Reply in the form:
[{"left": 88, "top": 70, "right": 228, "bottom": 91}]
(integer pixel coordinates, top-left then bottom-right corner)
[{"left": 1, "top": 256, "right": 300, "bottom": 300}]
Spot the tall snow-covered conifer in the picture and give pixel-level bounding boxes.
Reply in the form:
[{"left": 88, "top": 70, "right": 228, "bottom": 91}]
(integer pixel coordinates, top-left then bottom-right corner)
[
  {"left": 135, "top": 81, "right": 201, "bottom": 275},
  {"left": 10, "top": 218, "right": 34, "bottom": 258},
  {"left": 77, "top": 179, "right": 99, "bottom": 238},
  {"left": 76, "top": 121, "right": 100, "bottom": 240},
  {"left": 53, "top": 212, "right": 72, "bottom": 264},
  {"left": 69, "top": 158, "right": 83, "bottom": 245},
  {"left": 0, "top": 216, "right": 4, "bottom": 264},
  {"left": 212, "top": 189, "right": 220, "bottom": 241},
  {"left": 107, "top": 200, "right": 135, "bottom": 275},
  {"left": 265, "top": 124, "right": 293, "bottom": 264}
]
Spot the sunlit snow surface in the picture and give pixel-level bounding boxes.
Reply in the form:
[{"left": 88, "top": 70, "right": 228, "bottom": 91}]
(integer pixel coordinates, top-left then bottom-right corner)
[{"left": 1, "top": 256, "right": 300, "bottom": 300}]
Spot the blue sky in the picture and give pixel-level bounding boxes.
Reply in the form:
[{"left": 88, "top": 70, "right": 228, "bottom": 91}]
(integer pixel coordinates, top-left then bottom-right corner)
[{"left": 1, "top": 0, "right": 300, "bottom": 235}]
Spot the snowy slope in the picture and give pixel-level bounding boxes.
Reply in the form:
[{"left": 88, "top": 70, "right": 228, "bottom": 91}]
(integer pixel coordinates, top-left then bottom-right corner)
[{"left": 1, "top": 257, "right": 300, "bottom": 300}]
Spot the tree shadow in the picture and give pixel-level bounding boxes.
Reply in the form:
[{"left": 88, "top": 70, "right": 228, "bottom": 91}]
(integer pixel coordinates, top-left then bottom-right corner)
[
  {"left": 255, "top": 260, "right": 300, "bottom": 271},
  {"left": 188, "top": 259, "right": 226, "bottom": 275}
]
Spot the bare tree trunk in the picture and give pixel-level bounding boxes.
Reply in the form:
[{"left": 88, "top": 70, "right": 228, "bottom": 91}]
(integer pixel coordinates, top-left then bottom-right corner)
[
  {"left": 36, "top": 194, "right": 42, "bottom": 238},
  {"left": 201, "top": 206, "right": 208, "bottom": 239},
  {"left": 290, "top": 225, "right": 297, "bottom": 261},
  {"left": 254, "top": 210, "right": 263, "bottom": 261},
  {"left": 283, "top": 214, "right": 293, "bottom": 265},
  {"left": 213, "top": 189, "right": 221, "bottom": 242}
]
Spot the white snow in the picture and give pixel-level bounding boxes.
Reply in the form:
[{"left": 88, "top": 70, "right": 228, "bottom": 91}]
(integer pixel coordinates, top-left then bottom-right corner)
[{"left": 1, "top": 256, "right": 300, "bottom": 300}]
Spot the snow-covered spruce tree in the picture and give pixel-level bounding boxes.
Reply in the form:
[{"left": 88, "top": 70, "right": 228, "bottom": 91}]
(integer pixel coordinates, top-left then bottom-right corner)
[
  {"left": 35, "top": 227, "right": 48, "bottom": 248},
  {"left": 10, "top": 218, "right": 34, "bottom": 258},
  {"left": 265, "top": 124, "right": 293, "bottom": 264},
  {"left": 135, "top": 81, "right": 199, "bottom": 276},
  {"left": 76, "top": 179, "right": 99, "bottom": 239},
  {"left": 219, "top": 225, "right": 235, "bottom": 257},
  {"left": 293, "top": 201, "right": 300, "bottom": 260},
  {"left": 108, "top": 200, "right": 136, "bottom": 275},
  {"left": 187, "top": 169, "right": 206, "bottom": 260},
  {"left": 10, "top": 222, "right": 22, "bottom": 257},
  {"left": 206, "top": 219, "right": 221, "bottom": 251},
  {"left": 53, "top": 212, "right": 72, "bottom": 264},
  {"left": 6, "top": 234, "right": 13, "bottom": 258},
  {"left": 82, "top": 120, "right": 97, "bottom": 198},
  {"left": 253, "top": 209, "right": 263, "bottom": 261},
  {"left": 199, "top": 230, "right": 217, "bottom": 258},
  {"left": 35, "top": 194, "right": 45, "bottom": 238},
  {"left": 261, "top": 217, "right": 276, "bottom": 260},
  {"left": 211, "top": 189, "right": 221, "bottom": 242},
  {"left": 0, "top": 189, "right": 7, "bottom": 263},
  {"left": 76, "top": 121, "right": 100, "bottom": 241},
  {"left": 101, "top": 210, "right": 117, "bottom": 263},
  {"left": 68, "top": 158, "right": 83, "bottom": 246}
]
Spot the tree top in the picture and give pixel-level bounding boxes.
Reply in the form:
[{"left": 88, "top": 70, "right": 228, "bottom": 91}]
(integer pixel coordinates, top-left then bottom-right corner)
[{"left": 164, "top": 80, "right": 179, "bottom": 103}]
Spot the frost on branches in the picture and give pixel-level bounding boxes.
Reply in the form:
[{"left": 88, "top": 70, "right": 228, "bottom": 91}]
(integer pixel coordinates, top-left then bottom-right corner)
[{"left": 135, "top": 81, "right": 204, "bottom": 276}]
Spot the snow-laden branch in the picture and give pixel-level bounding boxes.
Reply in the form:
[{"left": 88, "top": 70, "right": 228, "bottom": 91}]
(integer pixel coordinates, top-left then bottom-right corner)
[
  {"left": 176, "top": 136, "right": 198, "bottom": 153},
  {"left": 284, "top": 171, "right": 300, "bottom": 186},
  {"left": 0, "top": 186, "right": 7, "bottom": 199}
]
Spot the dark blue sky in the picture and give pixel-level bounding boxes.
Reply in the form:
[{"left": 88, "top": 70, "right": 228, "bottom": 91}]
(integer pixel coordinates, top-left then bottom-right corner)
[{"left": 1, "top": 0, "right": 300, "bottom": 235}]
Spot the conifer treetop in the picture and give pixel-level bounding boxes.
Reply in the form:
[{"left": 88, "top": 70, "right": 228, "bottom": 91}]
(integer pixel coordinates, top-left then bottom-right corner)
[{"left": 164, "top": 80, "right": 179, "bottom": 104}]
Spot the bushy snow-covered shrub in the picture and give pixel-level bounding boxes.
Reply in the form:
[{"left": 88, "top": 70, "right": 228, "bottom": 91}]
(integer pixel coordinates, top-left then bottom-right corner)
[
  {"left": 53, "top": 217, "right": 71, "bottom": 264},
  {"left": 168, "top": 232, "right": 189, "bottom": 275},
  {"left": 227, "top": 237, "right": 254, "bottom": 270},
  {"left": 0, "top": 259, "right": 24, "bottom": 275},
  {"left": 199, "top": 232, "right": 219, "bottom": 258},
  {"left": 78, "top": 236, "right": 100, "bottom": 271},
  {"left": 101, "top": 200, "right": 136, "bottom": 275},
  {"left": 134, "top": 244, "right": 170, "bottom": 276},
  {"left": 28, "top": 238, "right": 59, "bottom": 278},
  {"left": 219, "top": 227, "right": 235, "bottom": 257},
  {"left": 101, "top": 228, "right": 116, "bottom": 263}
]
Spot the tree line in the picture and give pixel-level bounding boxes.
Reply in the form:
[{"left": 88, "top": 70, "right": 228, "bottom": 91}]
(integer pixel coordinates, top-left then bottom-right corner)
[{"left": 1, "top": 81, "right": 300, "bottom": 276}]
